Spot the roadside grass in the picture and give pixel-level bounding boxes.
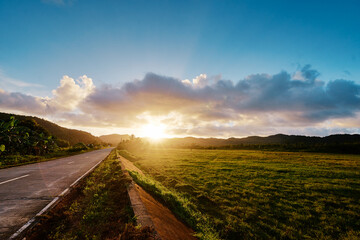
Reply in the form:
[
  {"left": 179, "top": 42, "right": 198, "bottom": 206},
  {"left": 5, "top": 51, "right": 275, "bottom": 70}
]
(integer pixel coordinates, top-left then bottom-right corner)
[
  {"left": 118, "top": 149, "right": 140, "bottom": 162},
  {"left": 0, "top": 148, "right": 103, "bottom": 169},
  {"left": 129, "top": 170, "right": 220, "bottom": 240},
  {"left": 119, "top": 148, "right": 360, "bottom": 240},
  {"left": 25, "top": 149, "right": 155, "bottom": 240}
]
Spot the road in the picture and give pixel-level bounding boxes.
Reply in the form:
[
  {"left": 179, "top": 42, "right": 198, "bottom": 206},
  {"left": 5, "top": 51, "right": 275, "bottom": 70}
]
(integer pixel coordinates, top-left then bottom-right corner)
[{"left": 0, "top": 148, "right": 113, "bottom": 239}]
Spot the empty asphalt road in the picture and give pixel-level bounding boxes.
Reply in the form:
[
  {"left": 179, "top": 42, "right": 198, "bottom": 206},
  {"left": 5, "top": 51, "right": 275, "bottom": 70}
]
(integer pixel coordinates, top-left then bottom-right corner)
[{"left": 0, "top": 148, "right": 113, "bottom": 239}]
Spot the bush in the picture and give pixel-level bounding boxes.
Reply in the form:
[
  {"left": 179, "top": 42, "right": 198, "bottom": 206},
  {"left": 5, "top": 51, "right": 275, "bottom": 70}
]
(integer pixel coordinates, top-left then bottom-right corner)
[
  {"left": 68, "top": 142, "right": 88, "bottom": 152},
  {"left": 0, "top": 116, "right": 58, "bottom": 156}
]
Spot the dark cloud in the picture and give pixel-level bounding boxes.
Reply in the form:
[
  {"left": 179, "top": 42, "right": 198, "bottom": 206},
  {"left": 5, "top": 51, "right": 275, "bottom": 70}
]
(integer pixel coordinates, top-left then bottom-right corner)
[
  {"left": 69, "top": 65, "right": 360, "bottom": 129},
  {"left": 86, "top": 66, "right": 359, "bottom": 123}
]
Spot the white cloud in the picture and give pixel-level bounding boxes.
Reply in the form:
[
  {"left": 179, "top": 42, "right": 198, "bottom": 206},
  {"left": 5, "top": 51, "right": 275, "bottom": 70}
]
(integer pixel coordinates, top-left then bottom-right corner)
[
  {"left": 181, "top": 79, "right": 192, "bottom": 87},
  {"left": 48, "top": 75, "right": 94, "bottom": 111},
  {"left": 192, "top": 73, "right": 207, "bottom": 88}
]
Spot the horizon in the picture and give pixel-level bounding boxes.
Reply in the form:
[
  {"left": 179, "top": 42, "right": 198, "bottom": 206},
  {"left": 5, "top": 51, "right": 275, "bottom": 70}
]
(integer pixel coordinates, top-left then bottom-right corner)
[
  {"left": 2, "top": 110, "right": 358, "bottom": 140},
  {"left": 1, "top": 1, "right": 360, "bottom": 138}
]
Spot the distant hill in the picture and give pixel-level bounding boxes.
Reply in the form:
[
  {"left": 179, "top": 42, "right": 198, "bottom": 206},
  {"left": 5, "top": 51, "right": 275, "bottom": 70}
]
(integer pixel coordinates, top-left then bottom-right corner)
[
  {"left": 0, "top": 112, "right": 102, "bottom": 145},
  {"left": 99, "top": 134, "right": 131, "bottom": 146},
  {"left": 162, "top": 133, "right": 360, "bottom": 149}
]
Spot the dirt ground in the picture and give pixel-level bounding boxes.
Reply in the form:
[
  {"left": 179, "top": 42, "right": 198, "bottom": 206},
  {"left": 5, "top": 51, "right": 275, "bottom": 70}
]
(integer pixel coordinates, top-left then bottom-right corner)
[{"left": 119, "top": 156, "right": 197, "bottom": 240}]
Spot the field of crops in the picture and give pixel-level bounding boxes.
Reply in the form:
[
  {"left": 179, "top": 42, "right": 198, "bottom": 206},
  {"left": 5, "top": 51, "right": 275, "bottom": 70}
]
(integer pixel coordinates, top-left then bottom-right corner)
[{"left": 120, "top": 148, "right": 360, "bottom": 240}]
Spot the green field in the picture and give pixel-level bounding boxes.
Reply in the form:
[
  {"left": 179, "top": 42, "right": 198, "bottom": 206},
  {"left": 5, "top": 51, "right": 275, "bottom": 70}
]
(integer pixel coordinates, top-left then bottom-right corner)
[{"left": 119, "top": 147, "right": 360, "bottom": 240}]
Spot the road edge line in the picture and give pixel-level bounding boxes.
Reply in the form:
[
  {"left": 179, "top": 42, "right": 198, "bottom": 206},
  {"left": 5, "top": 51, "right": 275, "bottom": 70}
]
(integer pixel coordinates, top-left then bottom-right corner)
[{"left": 8, "top": 151, "right": 109, "bottom": 240}]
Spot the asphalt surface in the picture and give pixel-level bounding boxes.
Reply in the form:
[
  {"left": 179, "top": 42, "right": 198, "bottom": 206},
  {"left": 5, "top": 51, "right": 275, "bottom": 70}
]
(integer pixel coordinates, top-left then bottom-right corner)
[{"left": 0, "top": 148, "right": 113, "bottom": 239}]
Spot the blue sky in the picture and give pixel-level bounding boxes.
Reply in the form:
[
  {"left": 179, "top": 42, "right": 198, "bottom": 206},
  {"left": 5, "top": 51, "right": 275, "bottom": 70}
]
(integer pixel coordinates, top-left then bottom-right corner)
[{"left": 0, "top": 0, "right": 360, "bottom": 137}]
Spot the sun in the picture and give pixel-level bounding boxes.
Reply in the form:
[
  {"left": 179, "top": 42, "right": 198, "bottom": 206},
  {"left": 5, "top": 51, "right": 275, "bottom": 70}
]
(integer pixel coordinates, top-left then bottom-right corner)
[{"left": 140, "top": 123, "right": 168, "bottom": 141}]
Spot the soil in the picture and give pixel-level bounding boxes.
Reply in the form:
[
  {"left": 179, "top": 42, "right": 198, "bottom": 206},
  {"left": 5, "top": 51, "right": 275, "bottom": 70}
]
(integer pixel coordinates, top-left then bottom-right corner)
[
  {"left": 119, "top": 156, "right": 197, "bottom": 240},
  {"left": 136, "top": 184, "right": 196, "bottom": 240}
]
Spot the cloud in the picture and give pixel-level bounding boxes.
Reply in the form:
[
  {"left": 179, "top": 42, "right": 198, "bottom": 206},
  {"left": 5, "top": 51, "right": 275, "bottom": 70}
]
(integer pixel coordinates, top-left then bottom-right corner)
[
  {"left": 1, "top": 65, "right": 359, "bottom": 137},
  {"left": 0, "top": 89, "right": 47, "bottom": 114},
  {"left": 0, "top": 75, "right": 93, "bottom": 115},
  {"left": 48, "top": 75, "right": 94, "bottom": 111},
  {"left": 0, "top": 69, "right": 43, "bottom": 89}
]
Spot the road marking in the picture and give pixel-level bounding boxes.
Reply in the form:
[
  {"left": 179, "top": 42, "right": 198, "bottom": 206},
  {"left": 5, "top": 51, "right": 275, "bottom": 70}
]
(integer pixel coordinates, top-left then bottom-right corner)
[
  {"left": 36, "top": 197, "right": 59, "bottom": 216},
  {"left": 68, "top": 161, "right": 74, "bottom": 164},
  {"left": 70, "top": 157, "right": 104, "bottom": 187},
  {"left": 0, "top": 174, "right": 29, "bottom": 185},
  {"left": 9, "top": 218, "right": 36, "bottom": 240},
  {"left": 9, "top": 150, "right": 110, "bottom": 240}
]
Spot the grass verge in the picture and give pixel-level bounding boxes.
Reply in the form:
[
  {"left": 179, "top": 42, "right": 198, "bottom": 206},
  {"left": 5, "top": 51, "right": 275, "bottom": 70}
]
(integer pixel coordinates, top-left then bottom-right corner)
[
  {"left": 0, "top": 148, "right": 104, "bottom": 169},
  {"left": 25, "top": 149, "right": 155, "bottom": 240},
  {"left": 128, "top": 170, "right": 220, "bottom": 240},
  {"left": 117, "top": 150, "right": 140, "bottom": 162}
]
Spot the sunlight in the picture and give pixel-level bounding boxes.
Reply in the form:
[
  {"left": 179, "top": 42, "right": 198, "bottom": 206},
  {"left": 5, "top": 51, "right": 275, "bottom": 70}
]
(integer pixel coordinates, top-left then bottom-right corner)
[{"left": 140, "top": 123, "right": 168, "bottom": 141}]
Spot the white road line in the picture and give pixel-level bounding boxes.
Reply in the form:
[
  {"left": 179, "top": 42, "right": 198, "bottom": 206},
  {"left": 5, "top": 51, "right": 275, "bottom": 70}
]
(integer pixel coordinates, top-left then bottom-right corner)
[
  {"left": 9, "top": 152, "right": 108, "bottom": 239},
  {"left": 36, "top": 197, "right": 59, "bottom": 216},
  {"left": 0, "top": 174, "right": 29, "bottom": 185},
  {"left": 70, "top": 157, "right": 104, "bottom": 187}
]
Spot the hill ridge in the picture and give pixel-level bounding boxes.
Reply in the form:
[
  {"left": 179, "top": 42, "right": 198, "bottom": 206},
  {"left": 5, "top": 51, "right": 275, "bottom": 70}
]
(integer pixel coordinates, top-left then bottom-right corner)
[{"left": 0, "top": 112, "right": 102, "bottom": 145}]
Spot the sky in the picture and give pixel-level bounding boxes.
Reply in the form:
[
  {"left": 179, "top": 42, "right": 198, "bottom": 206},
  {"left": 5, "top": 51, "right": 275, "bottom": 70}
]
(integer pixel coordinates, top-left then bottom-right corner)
[{"left": 0, "top": 0, "right": 360, "bottom": 138}]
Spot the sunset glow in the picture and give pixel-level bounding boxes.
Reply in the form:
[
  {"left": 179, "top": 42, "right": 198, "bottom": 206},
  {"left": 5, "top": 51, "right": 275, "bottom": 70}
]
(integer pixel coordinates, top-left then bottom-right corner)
[{"left": 140, "top": 123, "right": 169, "bottom": 141}]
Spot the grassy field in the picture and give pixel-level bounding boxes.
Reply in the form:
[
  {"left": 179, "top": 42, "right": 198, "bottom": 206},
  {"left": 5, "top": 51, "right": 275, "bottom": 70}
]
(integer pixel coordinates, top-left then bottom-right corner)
[{"left": 119, "top": 148, "right": 360, "bottom": 240}]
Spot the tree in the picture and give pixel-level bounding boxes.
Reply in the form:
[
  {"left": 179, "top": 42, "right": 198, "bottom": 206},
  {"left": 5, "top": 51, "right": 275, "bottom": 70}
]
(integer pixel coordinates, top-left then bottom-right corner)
[{"left": 0, "top": 116, "right": 58, "bottom": 155}]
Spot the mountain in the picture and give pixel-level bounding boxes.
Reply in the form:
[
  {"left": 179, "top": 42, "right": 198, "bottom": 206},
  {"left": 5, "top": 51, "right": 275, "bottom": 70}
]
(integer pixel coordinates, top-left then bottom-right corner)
[
  {"left": 0, "top": 112, "right": 102, "bottom": 145},
  {"left": 99, "top": 134, "right": 131, "bottom": 146},
  {"left": 162, "top": 133, "right": 360, "bottom": 148}
]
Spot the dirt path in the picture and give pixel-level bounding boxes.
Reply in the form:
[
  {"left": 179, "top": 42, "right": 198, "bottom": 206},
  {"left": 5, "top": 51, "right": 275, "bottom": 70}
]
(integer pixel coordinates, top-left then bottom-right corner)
[{"left": 118, "top": 156, "right": 196, "bottom": 240}]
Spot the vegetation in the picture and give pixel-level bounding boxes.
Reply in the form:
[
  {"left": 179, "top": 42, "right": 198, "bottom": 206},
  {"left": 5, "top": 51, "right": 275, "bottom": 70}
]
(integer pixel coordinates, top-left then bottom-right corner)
[
  {"left": 0, "top": 112, "right": 102, "bottom": 145},
  {"left": 118, "top": 142, "right": 360, "bottom": 240},
  {"left": 26, "top": 149, "right": 155, "bottom": 240},
  {"left": 0, "top": 116, "right": 57, "bottom": 156},
  {"left": 0, "top": 116, "right": 104, "bottom": 168},
  {"left": 128, "top": 170, "right": 220, "bottom": 240},
  {"left": 0, "top": 150, "right": 88, "bottom": 169},
  {"left": 99, "top": 134, "right": 131, "bottom": 146},
  {"left": 135, "top": 134, "right": 360, "bottom": 154}
]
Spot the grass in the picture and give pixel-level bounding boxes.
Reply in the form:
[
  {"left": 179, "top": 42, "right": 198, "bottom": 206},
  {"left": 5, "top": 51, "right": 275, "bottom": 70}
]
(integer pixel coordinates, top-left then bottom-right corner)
[
  {"left": 128, "top": 170, "right": 220, "bottom": 240},
  {"left": 119, "top": 148, "right": 360, "bottom": 240},
  {"left": 0, "top": 148, "right": 103, "bottom": 169},
  {"left": 25, "top": 149, "right": 155, "bottom": 240}
]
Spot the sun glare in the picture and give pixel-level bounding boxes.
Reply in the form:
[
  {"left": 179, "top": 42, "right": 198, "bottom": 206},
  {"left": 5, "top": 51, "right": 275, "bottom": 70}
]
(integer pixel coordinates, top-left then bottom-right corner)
[{"left": 140, "top": 123, "right": 168, "bottom": 141}]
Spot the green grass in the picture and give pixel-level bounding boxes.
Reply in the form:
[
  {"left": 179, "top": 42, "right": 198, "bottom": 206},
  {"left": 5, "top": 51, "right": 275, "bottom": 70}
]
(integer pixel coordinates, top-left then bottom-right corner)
[
  {"left": 25, "top": 149, "right": 154, "bottom": 240},
  {"left": 119, "top": 148, "right": 360, "bottom": 240},
  {"left": 128, "top": 170, "right": 220, "bottom": 240},
  {"left": 0, "top": 148, "right": 103, "bottom": 169}
]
